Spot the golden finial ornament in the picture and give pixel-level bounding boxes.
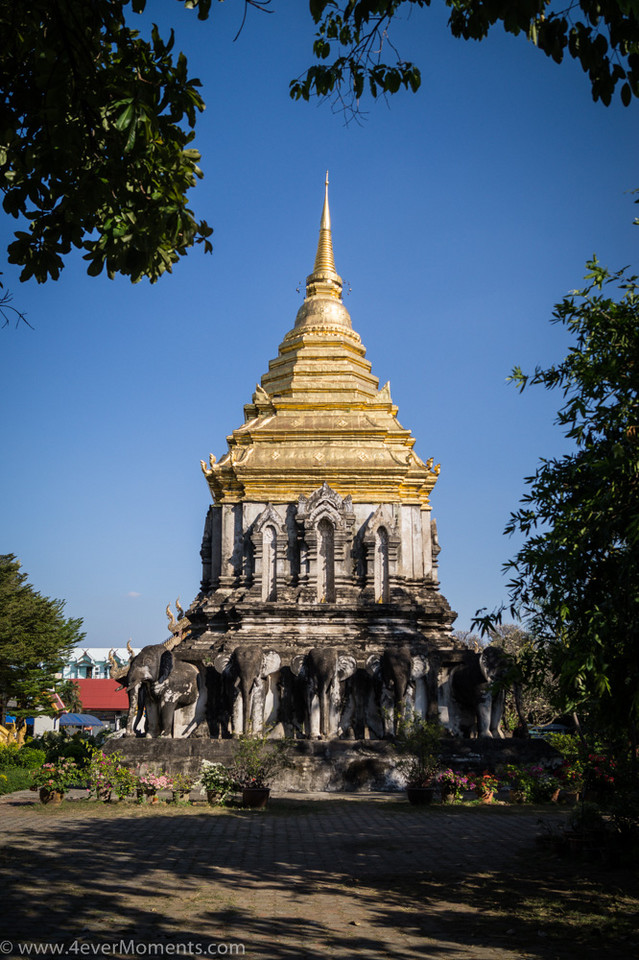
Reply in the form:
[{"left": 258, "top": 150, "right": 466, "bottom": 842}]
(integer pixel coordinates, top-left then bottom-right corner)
[{"left": 304, "top": 171, "right": 342, "bottom": 302}]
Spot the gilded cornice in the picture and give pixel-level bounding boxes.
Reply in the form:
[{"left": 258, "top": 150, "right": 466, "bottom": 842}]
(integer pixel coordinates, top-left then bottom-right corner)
[{"left": 202, "top": 179, "right": 440, "bottom": 507}]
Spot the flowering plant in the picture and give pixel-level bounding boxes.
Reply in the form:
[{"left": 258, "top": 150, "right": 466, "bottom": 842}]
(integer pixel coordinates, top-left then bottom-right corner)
[
  {"left": 504, "top": 763, "right": 560, "bottom": 802},
  {"left": 557, "top": 758, "right": 585, "bottom": 789},
  {"left": 436, "top": 769, "right": 469, "bottom": 800},
  {"left": 87, "top": 749, "right": 137, "bottom": 800},
  {"left": 585, "top": 753, "right": 616, "bottom": 786},
  {"left": 198, "top": 761, "right": 236, "bottom": 802},
  {"left": 138, "top": 772, "right": 173, "bottom": 793},
  {"left": 31, "top": 759, "right": 79, "bottom": 794},
  {"left": 471, "top": 771, "right": 500, "bottom": 797}
]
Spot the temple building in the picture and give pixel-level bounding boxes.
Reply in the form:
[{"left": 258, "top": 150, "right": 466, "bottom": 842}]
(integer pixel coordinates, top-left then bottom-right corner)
[{"left": 178, "top": 178, "right": 460, "bottom": 741}]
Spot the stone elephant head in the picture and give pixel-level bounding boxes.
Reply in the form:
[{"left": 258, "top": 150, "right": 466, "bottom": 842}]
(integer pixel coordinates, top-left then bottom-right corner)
[
  {"left": 214, "top": 645, "right": 281, "bottom": 736},
  {"left": 291, "top": 647, "right": 357, "bottom": 739},
  {"left": 450, "top": 645, "right": 507, "bottom": 738},
  {"left": 366, "top": 646, "right": 428, "bottom": 736}
]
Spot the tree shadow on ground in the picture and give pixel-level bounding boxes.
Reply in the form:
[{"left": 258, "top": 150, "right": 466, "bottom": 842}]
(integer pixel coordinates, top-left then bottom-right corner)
[{"left": 0, "top": 802, "right": 636, "bottom": 959}]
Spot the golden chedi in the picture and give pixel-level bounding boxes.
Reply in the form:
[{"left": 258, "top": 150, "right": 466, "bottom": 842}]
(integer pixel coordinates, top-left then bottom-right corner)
[{"left": 183, "top": 176, "right": 459, "bottom": 743}]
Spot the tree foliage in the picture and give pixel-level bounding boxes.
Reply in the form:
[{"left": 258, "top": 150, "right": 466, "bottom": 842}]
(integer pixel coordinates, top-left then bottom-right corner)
[
  {"left": 292, "top": 1, "right": 639, "bottom": 114},
  {"left": 0, "top": 555, "right": 84, "bottom": 727},
  {"left": 490, "top": 624, "right": 559, "bottom": 729},
  {"left": 476, "top": 260, "right": 639, "bottom": 743},
  {"left": 56, "top": 679, "right": 83, "bottom": 715},
  {"left": 0, "top": 0, "right": 215, "bottom": 284}
]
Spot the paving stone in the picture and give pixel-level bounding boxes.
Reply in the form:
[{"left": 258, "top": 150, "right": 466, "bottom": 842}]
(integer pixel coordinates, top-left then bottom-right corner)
[{"left": 0, "top": 791, "right": 568, "bottom": 959}]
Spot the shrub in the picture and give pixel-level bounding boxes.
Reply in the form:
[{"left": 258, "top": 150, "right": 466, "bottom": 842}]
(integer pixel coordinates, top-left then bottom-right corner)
[
  {"left": 31, "top": 759, "right": 81, "bottom": 794},
  {"left": 229, "top": 732, "right": 288, "bottom": 789},
  {"left": 0, "top": 767, "right": 32, "bottom": 794},
  {"left": 393, "top": 716, "right": 442, "bottom": 788},
  {"left": 0, "top": 744, "right": 46, "bottom": 769}
]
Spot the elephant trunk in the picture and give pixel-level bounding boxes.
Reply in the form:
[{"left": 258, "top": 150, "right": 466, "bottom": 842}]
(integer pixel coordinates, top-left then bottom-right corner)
[
  {"left": 318, "top": 681, "right": 331, "bottom": 739},
  {"left": 240, "top": 677, "right": 254, "bottom": 734}
]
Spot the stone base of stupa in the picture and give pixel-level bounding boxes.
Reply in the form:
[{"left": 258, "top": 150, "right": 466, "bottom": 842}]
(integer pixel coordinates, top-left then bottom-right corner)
[{"left": 104, "top": 737, "right": 559, "bottom": 792}]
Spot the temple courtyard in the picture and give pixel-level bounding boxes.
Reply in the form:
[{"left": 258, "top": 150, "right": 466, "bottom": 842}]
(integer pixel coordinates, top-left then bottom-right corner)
[{"left": 0, "top": 792, "right": 637, "bottom": 959}]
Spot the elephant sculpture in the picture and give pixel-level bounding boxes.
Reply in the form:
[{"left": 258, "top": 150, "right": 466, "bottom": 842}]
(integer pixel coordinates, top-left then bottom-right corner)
[
  {"left": 110, "top": 643, "right": 173, "bottom": 736},
  {"left": 109, "top": 645, "right": 205, "bottom": 738},
  {"left": 366, "top": 646, "right": 428, "bottom": 737},
  {"left": 449, "top": 645, "right": 507, "bottom": 738},
  {"left": 145, "top": 659, "right": 206, "bottom": 738},
  {"left": 291, "top": 647, "right": 357, "bottom": 739},
  {"left": 214, "top": 645, "right": 281, "bottom": 736}
]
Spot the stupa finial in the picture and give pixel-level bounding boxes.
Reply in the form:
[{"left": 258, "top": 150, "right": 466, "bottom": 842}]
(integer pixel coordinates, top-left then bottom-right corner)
[{"left": 305, "top": 172, "right": 342, "bottom": 301}]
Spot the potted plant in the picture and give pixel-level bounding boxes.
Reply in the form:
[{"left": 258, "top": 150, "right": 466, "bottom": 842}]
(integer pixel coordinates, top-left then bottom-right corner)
[
  {"left": 171, "top": 771, "right": 195, "bottom": 803},
  {"left": 137, "top": 771, "right": 173, "bottom": 803},
  {"left": 471, "top": 771, "right": 500, "bottom": 803},
  {"left": 436, "top": 769, "right": 468, "bottom": 803},
  {"left": 87, "top": 749, "right": 136, "bottom": 802},
  {"left": 557, "top": 758, "right": 584, "bottom": 803},
  {"left": 230, "top": 732, "right": 286, "bottom": 808},
  {"left": 198, "top": 761, "right": 236, "bottom": 806},
  {"left": 504, "top": 764, "right": 533, "bottom": 804},
  {"left": 31, "top": 759, "right": 79, "bottom": 804},
  {"left": 393, "top": 716, "right": 442, "bottom": 805},
  {"left": 583, "top": 753, "right": 617, "bottom": 803}
]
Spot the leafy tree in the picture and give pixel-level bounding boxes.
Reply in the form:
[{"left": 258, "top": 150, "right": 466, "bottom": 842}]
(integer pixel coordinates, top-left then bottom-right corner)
[
  {"left": 451, "top": 629, "right": 485, "bottom": 650},
  {"left": 56, "top": 679, "right": 83, "bottom": 715},
  {"left": 490, "top": 624, "right": 559, "bottom": 730},
  {"left": 293, "top": 1, "right": 639, "bottom": 114},
  {"left": 0, "top": 0, "right": 215, "bottom": 285},
  {"left": 475, "top": 259, "right": 639, "bottom": 753},
  {"left": 0, "top": 555, "right": 85, "bottom": 731}
]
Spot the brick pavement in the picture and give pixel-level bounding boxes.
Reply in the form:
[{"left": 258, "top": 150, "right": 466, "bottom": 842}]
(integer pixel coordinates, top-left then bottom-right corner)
[{"left": 0, "top": 791, "right": 569, "bottom": 960}]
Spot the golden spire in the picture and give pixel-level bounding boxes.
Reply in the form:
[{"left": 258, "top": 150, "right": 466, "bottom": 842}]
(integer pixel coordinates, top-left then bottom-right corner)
[{"left": 305, "top": 171, "right": 342, "bottom": 301}]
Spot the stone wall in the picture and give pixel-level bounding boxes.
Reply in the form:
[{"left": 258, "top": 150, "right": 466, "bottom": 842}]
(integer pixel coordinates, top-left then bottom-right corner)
[{"left": 104, "top": 737, "right": 561, "bottom": 793}]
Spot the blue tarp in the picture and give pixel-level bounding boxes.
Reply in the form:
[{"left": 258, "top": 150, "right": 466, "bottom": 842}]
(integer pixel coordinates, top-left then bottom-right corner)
[{"left": 59, "top": 713, "right": 104, "bottom": 727}]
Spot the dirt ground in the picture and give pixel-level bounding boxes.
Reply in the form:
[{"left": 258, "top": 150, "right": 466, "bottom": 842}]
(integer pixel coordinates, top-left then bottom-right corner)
[{"left": 0, "top": 792, "right": 637, "bottom": 959}]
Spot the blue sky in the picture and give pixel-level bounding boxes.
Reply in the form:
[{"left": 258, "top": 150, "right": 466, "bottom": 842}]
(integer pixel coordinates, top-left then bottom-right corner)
[{"left": 1, "top": 1, "right": 637, "bottom": 649}]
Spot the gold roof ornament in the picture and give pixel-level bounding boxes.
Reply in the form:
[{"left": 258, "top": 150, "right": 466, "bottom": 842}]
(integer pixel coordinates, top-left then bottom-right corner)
[
  {"left": 306, "top": 171, "right": 342, "bottom": 300},
  {"left": 203, "top": 177, "right": 441, "bottom": 506}
]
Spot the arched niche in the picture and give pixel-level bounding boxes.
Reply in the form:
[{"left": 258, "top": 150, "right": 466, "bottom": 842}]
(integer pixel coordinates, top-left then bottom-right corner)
[
  {"left": 249, "top": 504, "right": 287, "bottom": 600},
  {"left": 374, "top": 526, "right": 390, "bottom": 603},
  {"left": 362, "top": 504, "right": 401, "bottom": 599},
  {"left": 296, "top": 482, "right": 355, "bottom": 603}
]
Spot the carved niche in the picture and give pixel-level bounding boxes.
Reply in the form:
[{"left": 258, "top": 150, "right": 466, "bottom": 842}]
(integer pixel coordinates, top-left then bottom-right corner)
[
  {"left": 249, "top": 504, "right": 288, "bottom": 601},
  {"left": 361, "top": 504, "right": 401, "bottom": 602},
  {"left": 296, "top": 482, "right": 355, "bottom": 602}
]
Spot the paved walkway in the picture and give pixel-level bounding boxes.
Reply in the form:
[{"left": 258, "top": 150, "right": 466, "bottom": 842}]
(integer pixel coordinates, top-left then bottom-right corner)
[{"left": 0, "top": 791, "right": 571, "bottom": 960}]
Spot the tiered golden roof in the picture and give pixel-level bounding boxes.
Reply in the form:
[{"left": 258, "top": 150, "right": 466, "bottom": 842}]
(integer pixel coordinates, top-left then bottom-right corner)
[{"left": 202, "top": 176, "right": 440, "bottom": 505}]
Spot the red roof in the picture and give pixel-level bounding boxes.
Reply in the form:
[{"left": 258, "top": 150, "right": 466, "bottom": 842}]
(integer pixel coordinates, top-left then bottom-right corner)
[{"left": 75, "top": 679, "right": 129, "bottom": 710}]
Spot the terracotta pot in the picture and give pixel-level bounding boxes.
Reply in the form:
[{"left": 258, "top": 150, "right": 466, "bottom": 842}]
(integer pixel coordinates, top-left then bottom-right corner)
[
  {"left": 206, "top": 789, "right": 224, "bottom": 806},
  {"left": 508, "top": 788, "right": 527, "bottom": 804},
  {"left": 476, "top": 790, "right": 495, "bottom": 804},
  {"left": 406, "top": 787, "right": 434, "bottom": 806},
  {"left": 39, "top": 787, "right": 63, "bottom": 805},
  {"left": 561, "top": 790, "right": 581, "bottom": 805},
  {"left": 242, "top": 787, "right": 270, "bottom": 809}
]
